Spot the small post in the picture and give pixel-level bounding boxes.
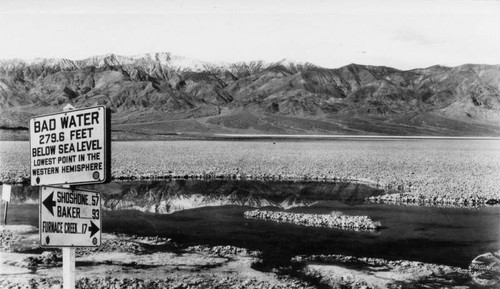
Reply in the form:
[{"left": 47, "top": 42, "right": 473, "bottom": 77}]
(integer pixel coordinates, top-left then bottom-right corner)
[
  {"left": 3, "top": 202, "right": 8, "bottom": 225},
  {"left": 62, "top": 184, "right": 76, "bottom": 289},
  {"left": 2, "top": 184, "right": 12, "bottom": 225}
]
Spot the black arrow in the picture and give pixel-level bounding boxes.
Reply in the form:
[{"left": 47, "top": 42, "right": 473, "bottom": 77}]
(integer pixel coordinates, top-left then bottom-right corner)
[
  {"left": 43, "top": 192, "right": 56, "bottom": 216},
  {"left": 89, "top": 221, "right": 100, "bottom": 237}
]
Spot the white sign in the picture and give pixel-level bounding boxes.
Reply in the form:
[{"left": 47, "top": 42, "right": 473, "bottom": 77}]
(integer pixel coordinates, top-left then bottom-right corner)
[
  {"left": 40, "top": 186, "right": 101, "bottom": 247},
  {"left": 30, "top": 106, "right": 110, "bottom": 186},
  {"left": 2, "top": 184, "right": 11, "bottom": 202}
]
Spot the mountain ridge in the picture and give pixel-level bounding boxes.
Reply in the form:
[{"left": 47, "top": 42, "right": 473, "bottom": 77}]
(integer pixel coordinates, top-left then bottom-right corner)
[{"left": 1, "top": 52, "right": 500, "bottom": 138}]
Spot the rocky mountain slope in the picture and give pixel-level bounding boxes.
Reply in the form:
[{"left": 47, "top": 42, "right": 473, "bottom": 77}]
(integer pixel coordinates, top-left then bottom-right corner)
[{"left": 1, "top": 52, "right": 500, "bottom": 137}]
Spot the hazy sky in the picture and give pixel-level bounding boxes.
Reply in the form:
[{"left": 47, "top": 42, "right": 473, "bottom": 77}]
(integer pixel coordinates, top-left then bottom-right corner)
[{"left": 0, "top": 0, "right": 499, "bottom": 70}]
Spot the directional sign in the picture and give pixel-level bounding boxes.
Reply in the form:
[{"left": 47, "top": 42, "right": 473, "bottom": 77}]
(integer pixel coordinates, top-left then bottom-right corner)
[
  {"left": 30, "top": 106, "right": 111, "bottom": 186},
  {"left": 39, "top": 186, "right": 101, "bottom": 247}
]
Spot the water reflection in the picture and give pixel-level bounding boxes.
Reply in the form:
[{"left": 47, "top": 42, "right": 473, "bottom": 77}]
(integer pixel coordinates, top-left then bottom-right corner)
[
  {"left": 7, "top": 179, "right": 388, "bottom": 213},
  {"left": 3, "top": 180, "right": 499, "bottom": 268}
]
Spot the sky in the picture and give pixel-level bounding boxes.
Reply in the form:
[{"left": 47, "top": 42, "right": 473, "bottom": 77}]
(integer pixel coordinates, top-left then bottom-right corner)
[{"left": 0, "top": 0, "right": 499, "bottom": 70}]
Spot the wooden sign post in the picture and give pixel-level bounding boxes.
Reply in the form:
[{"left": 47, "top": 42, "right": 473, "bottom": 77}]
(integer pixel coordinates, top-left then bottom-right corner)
[
  {"left": 30, "top": 106, "right": 110, "bottom": 289},
  {"left": 63, "top": 246, "right": 75, "bottom": 289},
  {"left": 63, "top": 184, "right": 75, "bottom": 289}
]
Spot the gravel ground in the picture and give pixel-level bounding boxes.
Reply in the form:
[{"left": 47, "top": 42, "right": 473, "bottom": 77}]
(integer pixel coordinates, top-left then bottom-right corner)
[
  {"left": 2, "top": 140, "right": 500, "bottom": 201},
  {"left": 2, "top": 226, "right": 499, "bottom": 288},
  {"left": 0, "top": 225, "right": 314, "bottom": 289},
  {"left": 293, "top": 254, "right": 500, "bottom": 289}
]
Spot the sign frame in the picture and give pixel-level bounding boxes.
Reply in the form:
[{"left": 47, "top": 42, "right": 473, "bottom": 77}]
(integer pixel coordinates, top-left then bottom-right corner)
[
  {"left": 39, "top": 185, "right": 102, "bottom": 248},
  {"left": 29, "top": 105, "right": 111, "bottom": 186}
]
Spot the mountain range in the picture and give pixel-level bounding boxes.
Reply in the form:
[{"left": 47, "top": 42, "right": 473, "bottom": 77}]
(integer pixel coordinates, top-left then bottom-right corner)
[{"left": 1, "top": 52, "right": 500, "bottom": 138}]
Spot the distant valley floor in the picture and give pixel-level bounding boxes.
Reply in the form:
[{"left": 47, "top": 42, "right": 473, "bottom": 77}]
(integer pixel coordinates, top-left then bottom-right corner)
[{"left": 2, "top": 111, "right": 500, "bottom": 141}]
